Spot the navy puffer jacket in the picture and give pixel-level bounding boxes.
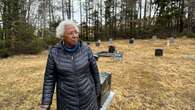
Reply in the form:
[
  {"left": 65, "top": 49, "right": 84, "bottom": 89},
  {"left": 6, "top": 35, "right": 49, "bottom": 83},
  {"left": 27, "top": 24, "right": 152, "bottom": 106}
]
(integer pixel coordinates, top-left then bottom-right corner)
[{"left": 41, "top": 41, "right": 101, "bottom": 110}]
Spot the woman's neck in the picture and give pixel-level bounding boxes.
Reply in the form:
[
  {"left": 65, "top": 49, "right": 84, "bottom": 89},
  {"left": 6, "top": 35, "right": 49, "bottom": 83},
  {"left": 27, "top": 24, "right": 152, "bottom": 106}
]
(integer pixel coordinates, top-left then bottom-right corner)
[
  {"left": 62, "top": 41, "right": 80, "bottom": 53},
  {"left": 63, "top": 41, "right": 75, "bottom": 48}
]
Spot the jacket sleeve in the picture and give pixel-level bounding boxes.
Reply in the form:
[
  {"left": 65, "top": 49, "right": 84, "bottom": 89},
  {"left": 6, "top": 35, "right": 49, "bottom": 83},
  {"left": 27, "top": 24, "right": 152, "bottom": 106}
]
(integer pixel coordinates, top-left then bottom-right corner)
[
  {"left": 88, "top": 47, "right": 101, "bottom": 96},
  {"left": 41, "top": 49, "right": 57, "bottom": 105}
]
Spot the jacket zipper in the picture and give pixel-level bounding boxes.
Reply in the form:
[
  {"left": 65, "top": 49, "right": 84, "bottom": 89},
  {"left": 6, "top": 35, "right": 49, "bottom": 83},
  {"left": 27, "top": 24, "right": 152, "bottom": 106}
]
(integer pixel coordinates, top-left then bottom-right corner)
[
  {"left": 71, "top": 55, "right": 80, "bottom": 109},
  {"left": 72, "top": 56, "right": 74, "bottom": 60}
]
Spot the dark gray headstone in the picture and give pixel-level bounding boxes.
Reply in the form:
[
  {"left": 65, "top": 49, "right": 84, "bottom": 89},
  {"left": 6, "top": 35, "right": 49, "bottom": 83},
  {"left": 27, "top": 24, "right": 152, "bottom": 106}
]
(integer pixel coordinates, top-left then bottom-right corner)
[
  {"left": 155, "top": 48, "right": 163, "bottom": 56},
  {"left": 129, "top": 38, "right": 134, "bottom": 44},
  {"left": 97, "top": 72, "right": 111, "bottom": 108},
  {"left": 108, "top": 45, "right": 115, "bottom": 53}
]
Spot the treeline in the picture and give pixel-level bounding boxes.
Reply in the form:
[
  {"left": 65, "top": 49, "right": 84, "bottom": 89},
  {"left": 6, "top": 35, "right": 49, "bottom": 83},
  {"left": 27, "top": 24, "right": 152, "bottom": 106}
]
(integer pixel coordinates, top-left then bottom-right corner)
[
  {"left": 0, "top": 0, "right": 60, "bottom": 58},
  {"left": 0, "top": 0, "right": 195, "bottom": 58},
  {"left": 80, "top": 0, "right": 195, "bottom": 40}
]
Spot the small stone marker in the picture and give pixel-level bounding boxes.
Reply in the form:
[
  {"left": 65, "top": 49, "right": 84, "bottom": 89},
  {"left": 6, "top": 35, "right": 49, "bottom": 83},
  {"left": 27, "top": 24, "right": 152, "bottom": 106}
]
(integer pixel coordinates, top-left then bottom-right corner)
[
  {"left": 108, "top": 38, "right": 113, "bottom": 46},
  {"left": 96, "top": 39, "right": 101, "bottom": 47},
  {"left": 167, "top": 37, "right": 176, "bottom": 46},
  {"left": 169, "top": 37, "right": 175, "bottom": 43},
  {"left": 152, "top": 35, "right": 157, "bottom": 40}
]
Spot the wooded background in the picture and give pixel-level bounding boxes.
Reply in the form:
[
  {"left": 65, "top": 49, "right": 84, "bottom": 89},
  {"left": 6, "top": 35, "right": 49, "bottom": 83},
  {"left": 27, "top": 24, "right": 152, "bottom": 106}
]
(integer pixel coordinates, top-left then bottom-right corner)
[{"left": 0, "top": 0, "right": 195, "bottom": 57}]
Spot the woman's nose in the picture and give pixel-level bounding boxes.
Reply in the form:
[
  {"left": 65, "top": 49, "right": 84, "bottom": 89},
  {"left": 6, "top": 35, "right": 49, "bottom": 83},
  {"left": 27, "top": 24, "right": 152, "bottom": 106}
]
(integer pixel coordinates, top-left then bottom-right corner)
[{"left": 72, "top": 33, "right": 78, "bottom": 38}]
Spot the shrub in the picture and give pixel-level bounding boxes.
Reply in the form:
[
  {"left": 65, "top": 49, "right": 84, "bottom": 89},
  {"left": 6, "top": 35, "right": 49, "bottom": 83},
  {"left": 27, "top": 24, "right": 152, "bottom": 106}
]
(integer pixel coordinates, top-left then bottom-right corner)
[
  {"left": 0, "top": 40, "right": 10, "bottom": 58},
  {"left": 26, "top": 38, "right": 46, "bottom": 54},
  {"left": 179, "top": 32, "right": 195, "bottom": 38},
  {"left": 43, "top": 36, "right": 60, "bottom": 48},
  {"left": 7, "top": 37, "right": 46, "bottom": 55},
  {"left": 0, "top": 48, "right": 10, "bottom": 58}
]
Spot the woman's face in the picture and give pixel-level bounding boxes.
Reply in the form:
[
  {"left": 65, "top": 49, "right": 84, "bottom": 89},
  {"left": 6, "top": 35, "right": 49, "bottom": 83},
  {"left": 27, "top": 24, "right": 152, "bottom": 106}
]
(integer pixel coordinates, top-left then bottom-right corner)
[{"left": 63, "top": 25, "right": 79, "bottom": 47}]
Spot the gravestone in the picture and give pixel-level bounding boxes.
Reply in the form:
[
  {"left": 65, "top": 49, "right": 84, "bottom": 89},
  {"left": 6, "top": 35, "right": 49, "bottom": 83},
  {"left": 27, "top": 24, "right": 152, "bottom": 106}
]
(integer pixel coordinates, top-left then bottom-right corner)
[
  {"left": 87, "top": 42, "right": 90, "bottom": 45},
  {"left": 108, "top": 38, "right": 113, "bottom": 46},
  {"left": 96, "top": 40, "right": 101, "bottom": 47},
  {"left": 96, "top": 42, "right": 100, "bottom": 47},
  {"left": 182, "top": 36, "right": 187, "bottom": 39},
  {"left": 129, "top": 38, "right": 134, "bottom": 44},
  {"left": 167, "top": 37, "right": 176, "bottom": 46},
  {"left": 152, "top": 35, "right": 157, "bottom": 40},
  {"left": 169, "top": 37, "right": 175, "bottom": 43},
  {"left": 94, "top": 54, "right": 99, "bottom": 61},
  {"left": 108, "top": 45, "right": 115, "bottom": 53},
  {"left": 184, "top": 54, "right": 195, "bottom": 61},
  {"left": 97, "top": 72, "right": 112, "bottom": 108},
  {"left": 155, "top": 48, "right": 163, "bottom": 56},
  {"left": 113, "top": 51, "right": 123, "bottom": 61}
]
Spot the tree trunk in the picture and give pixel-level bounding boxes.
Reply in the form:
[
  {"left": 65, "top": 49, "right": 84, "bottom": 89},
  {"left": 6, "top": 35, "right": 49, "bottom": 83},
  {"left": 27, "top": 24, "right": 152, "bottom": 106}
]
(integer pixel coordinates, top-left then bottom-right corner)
[
  {"left": 68, "top": 0, "right": 71, "bottom": 19},
  {"left": 179, "top": 0, "right": 184, "bottom": 33},
  {"left": 144, "top": 0, "right": 147, "bottom": 28},
  {"left": 62, "top": 0, "right": 65, "bottom": 20}
]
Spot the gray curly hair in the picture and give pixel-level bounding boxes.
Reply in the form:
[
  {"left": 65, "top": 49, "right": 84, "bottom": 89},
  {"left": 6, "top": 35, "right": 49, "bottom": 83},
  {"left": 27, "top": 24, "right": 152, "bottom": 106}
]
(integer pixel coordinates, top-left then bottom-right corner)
[{"left": 56, "top": 20, "right": 79, "bottom": 39}]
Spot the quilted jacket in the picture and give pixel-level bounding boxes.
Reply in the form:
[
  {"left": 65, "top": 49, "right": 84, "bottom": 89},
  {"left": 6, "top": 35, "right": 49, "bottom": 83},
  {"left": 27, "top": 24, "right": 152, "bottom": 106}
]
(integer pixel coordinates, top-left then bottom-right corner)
[{"left": 41, "top": 41, "right": 101, "bottom": 110}]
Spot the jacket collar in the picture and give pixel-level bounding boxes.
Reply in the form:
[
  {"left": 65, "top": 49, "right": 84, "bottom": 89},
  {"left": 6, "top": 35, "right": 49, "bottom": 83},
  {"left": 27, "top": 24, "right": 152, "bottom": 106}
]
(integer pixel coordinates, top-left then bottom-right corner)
[{"left": 53, "top": 40, "right": 83, "bottom": 50}]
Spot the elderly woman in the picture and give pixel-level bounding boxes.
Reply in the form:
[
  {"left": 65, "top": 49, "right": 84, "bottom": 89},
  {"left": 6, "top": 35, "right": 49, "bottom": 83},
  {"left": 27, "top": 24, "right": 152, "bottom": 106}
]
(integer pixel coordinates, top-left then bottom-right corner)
[{"left": 40, "top": 20, "right": 101, "bottom": 110}]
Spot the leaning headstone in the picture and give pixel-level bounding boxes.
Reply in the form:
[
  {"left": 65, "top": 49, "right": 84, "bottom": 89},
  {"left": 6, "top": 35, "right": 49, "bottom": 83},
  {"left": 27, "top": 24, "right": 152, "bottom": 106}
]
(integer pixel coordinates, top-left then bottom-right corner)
[
  {"left": 97, "top": 72, "right": 112, "bottom": 109},
  {"left": 152, "top": 35, "right": 157, "bottom": 40},
  {"left": 155, "top": 48, "right": 163, "bottom": 56},
  {"left": 108, "top": 45, "right": 116, "bottom": 53}
]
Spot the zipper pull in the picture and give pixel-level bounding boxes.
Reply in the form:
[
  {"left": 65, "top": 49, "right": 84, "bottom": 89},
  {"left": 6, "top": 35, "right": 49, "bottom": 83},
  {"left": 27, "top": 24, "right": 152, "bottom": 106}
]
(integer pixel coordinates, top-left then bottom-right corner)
[{"left": 72, "top": 56, "right": 74, "bottom": 60}]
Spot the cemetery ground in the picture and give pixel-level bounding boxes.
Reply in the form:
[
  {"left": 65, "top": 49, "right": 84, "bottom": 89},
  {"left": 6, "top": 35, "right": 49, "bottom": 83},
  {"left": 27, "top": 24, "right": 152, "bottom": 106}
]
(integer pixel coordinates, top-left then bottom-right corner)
[{"left": 0, "top": 38, "right": 195, "bottom": 110}]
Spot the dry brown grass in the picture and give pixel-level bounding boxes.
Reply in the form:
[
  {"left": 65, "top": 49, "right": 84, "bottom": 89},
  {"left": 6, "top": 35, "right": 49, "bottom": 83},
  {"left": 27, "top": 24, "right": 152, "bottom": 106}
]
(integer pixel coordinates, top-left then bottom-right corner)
[{"left": 0, "top": 38, "right": 195, "bottom": 110}]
